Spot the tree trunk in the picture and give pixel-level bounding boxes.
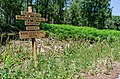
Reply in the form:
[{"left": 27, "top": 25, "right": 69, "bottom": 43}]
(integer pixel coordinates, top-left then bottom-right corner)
[
  {"left": 44, "top": 0, "right": 49, "bottom": 19},
  {"left": 36, "top": 0, "right": 39, "bottom": 13}
]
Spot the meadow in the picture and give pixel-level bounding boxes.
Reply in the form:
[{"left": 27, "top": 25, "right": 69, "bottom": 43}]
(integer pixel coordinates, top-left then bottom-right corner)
[{"left": 0, "top": 24, "right": 120, "bottom": 79}]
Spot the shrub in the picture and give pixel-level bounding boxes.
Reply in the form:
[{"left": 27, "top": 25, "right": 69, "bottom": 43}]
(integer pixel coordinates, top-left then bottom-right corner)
[{"left": 40, "top": 23, "right": 120, "bottom": 41}]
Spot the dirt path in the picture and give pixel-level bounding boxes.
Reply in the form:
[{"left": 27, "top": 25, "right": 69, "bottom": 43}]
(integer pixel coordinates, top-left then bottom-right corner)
[{"left": 84, "top": 62, "right": 120, "bottom": 79}]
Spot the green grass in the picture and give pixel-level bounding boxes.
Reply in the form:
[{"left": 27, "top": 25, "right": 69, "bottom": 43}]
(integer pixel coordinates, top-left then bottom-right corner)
[
  {"left": 0, "top": 24, "right": 120, "bottom": 78},
  {"left": 0, "top": 39, "right": 120, "bottom": 79},
  {"left": 40, "top": 23, "right": 120, "bottom": 41}
]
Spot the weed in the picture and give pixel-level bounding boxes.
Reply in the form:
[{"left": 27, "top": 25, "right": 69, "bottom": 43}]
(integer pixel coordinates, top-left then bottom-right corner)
[{"left": 0, "top": 38, "right": 120, "bottom": 79}]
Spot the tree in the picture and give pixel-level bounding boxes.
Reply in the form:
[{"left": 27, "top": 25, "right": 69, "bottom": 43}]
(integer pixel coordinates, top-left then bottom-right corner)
[
  {"left": 112, "top": 16, "right": 120, "bottom": 30},
  {"left": 69, "top": 0, "right": 82, "bottom": 26},
  {"left": 81, "top": 0, "right": 112, "bottom": 29},
  {"left": 1, "top": 0, "right": 21, "bottom": 24}
]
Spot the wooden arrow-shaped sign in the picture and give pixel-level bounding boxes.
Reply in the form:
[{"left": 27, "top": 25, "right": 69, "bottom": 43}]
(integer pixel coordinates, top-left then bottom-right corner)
[
  {"left": 21, "top": 11, "right": 41, "bottom": 17},
  {"left": 26, "top": 26, "right": 40, "bottom": 30},
  {"left": 25, "top": 21, "right": 40, "bottom": 25},
  {"left": 16, "top": 15, "right": 45, "bottom": 21}
]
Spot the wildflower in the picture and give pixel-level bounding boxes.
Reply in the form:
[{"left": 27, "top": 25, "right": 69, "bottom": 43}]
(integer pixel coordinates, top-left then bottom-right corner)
[
  {"left": 9, "top": 69, "right": 12, "bottom": 74},
  {"left": 26, "top": 64, "right": 28, "bottom": 71}
]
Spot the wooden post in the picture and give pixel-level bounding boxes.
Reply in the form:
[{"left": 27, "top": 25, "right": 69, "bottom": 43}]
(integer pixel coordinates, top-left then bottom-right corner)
[
  {"left": 28, "top": 6, "right": 37, "bottom": 68},
  {"left": 33, "top": 38, "right": 37, "bottom": 68}
]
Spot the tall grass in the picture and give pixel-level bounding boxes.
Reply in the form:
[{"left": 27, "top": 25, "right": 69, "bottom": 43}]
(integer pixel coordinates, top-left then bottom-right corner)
[{"left": 0, "top": 38, "right": 120, "bottom": 79}]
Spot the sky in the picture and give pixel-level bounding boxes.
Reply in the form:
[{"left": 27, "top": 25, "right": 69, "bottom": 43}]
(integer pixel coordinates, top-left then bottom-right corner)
[
  {"left": 32, "top": 0, "right": 120, "bottom": 16},
  {"left": 111, "top": 0, "right": 120, "bottom": 16}
]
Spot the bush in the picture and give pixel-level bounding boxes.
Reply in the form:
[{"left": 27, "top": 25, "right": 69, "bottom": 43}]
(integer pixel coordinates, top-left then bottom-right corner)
[
  {"left": 0, "top": 24, "right": 14, "bottom": 33},
  {"left": 40, "top": 23, "right": 120, "bottom": 41},
  {"left": 0, "top": 21, "right": 25, "bottom": 33}
]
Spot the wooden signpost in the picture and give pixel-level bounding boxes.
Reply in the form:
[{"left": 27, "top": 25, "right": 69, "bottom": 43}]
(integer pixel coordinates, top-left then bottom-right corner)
[{"left": 16, "top": 6, "right": 45, "bottom": 68}]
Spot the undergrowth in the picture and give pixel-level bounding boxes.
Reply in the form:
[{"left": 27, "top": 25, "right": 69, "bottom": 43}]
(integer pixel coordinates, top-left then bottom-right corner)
[
  {"left": 0, "top": 39, "right": 120, "bottom": 79},
  {"left": 0, "top": 24, "right": 120, "bottom": 78}
]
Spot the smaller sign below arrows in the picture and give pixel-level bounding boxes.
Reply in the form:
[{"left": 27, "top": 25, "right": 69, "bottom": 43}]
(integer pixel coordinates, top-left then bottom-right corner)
[
  {"left": 26, "top": 26, "right": 39, "bottom": 30},
  {"left": 25, "top": 21, "right": 40, "bottom": 25},
  {"left": 19, "top": 31, "right": 45, "bottom": 39}
]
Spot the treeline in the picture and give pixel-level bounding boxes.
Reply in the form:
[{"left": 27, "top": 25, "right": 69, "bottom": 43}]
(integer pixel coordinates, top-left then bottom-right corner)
[{"left": 0, "top": 0, "right": 120, "bottom": 33}]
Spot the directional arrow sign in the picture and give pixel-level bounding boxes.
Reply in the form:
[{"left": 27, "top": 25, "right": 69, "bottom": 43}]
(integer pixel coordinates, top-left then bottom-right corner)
[
  {"left": 21, "top": 11, "right": 41, "bottom": 17},
  {"left": 26, "top": 26, "right": 40, "bottom": 30},
  {"left": 25, "top": 21, "right": 40, "bottom": 25},
  {"left": 16, "top": 15, "right": 45, "bottom": 21},
  {"left": 19, "top": 31, "right": 45, "bottom": 39}
]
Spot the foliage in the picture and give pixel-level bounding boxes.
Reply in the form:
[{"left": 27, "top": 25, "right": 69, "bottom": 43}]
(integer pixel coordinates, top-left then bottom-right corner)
[
  {"left": 40, "top": 23, "right": 120, "bottom": 41},
  {"left": 0, "top": 24, "right": 17, "bottom": 33},
  {"left": 0, "top": 38, "right": 120, "bottom": 79},
  {"left": 112, "top": 16, "right": 120, "bottom": 30},
  {"left": 104, "top": 16, "right": 120, "bottom": 30},
  {"left": 0, "top": 0, "right": 21, "bottom": 24},
  {"left": 33, "top": 0, "right": 66, "bottom": 24},
  {"left": 0, "top": 0, "right": 117, "bottom": 31},
  {"left": 81, "top": 0, "right": 112, "bottom": 29},
  {"left": 68, "top": 0, "right": 82, "bottom": 26}
]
